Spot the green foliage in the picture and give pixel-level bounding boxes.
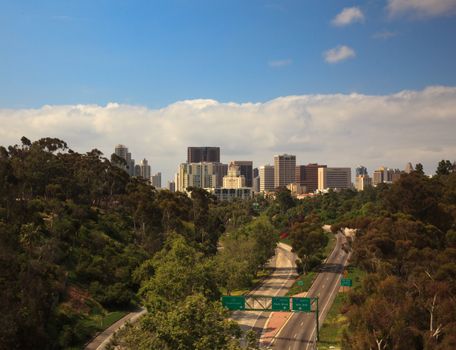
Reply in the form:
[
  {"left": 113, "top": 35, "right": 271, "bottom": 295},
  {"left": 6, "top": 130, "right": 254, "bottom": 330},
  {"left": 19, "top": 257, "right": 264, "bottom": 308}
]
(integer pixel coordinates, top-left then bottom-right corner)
[
  {"left": 110, "top": 294, "right": 257, "bottom": 350},
  {"left": 216, "top": 216, "right": 277, "bottom": 294}
]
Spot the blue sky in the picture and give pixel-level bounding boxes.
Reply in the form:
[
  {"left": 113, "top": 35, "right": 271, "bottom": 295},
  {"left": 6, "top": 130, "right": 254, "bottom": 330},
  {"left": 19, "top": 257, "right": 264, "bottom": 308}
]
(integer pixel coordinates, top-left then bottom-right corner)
[{"left": 1, "top": 0, "right": 456, "bottom": 108}]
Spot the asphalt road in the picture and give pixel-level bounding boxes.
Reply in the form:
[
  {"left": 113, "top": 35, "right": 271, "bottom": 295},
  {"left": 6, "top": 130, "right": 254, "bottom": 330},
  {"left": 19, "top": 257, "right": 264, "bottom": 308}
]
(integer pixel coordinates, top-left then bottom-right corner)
[
  {"left": 231, "top": 242, "right": 298, "bottom": 336},
  {"left": 270, "top": 233, "right": 350, "bottom": 350}
]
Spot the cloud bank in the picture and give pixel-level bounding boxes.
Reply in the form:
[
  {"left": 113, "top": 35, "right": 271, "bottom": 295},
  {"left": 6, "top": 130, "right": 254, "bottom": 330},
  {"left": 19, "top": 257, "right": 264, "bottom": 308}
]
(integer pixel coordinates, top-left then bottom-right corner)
[
  {"left": 387, "top": 0, "right": 456, "bottom": 19},
  {"left": 1, "top": 86, "right": 456, "bottom": 181},
  {"left": 324, "top": 45, "right": 356, "bottom": 63},
  {"left": 332, "top": 7, "right": 365, "bottom": 26}
]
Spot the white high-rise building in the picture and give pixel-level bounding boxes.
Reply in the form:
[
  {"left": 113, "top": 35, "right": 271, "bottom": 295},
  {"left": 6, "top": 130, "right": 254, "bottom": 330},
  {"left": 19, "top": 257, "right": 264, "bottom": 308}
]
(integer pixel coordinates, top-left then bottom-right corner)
[
  {"left": 318, "top": 167, "right": 351, "bottom": 191},
  {"left": 274, "top": 154, "right": 296, "bottom": 188},
  {"left": 355, "top": 175, "right": 372, "bottom": 191},
  {"left": 151, "top": 172, "right": 162, "bottom": 188},
  {"left": 259, "top": 165, "right": 275, "bottom": 192},
  {"left": 223, "top": 163, "right": 246, "bottom": 189},
  {"left": 176, "top": 162, "right": 223, "bottom": 192}
]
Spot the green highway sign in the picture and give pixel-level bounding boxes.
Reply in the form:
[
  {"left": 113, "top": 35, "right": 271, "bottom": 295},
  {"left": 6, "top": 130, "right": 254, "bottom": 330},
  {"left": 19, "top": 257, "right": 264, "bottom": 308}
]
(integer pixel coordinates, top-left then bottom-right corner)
[
  {"left": 222, "top": 296, "right": 245, "bottom": 310},
  {"left": 272, "top": 297, "right": 290, "bottom": 311},
  {"left": 297, "top": 280, "right": 304, "bottom": 286},
  {"left": 341, "top": 278, "right": 352, "bottom": 287},
  {"left": 292, "top": 297, "right": 311, "bottom": 312}
]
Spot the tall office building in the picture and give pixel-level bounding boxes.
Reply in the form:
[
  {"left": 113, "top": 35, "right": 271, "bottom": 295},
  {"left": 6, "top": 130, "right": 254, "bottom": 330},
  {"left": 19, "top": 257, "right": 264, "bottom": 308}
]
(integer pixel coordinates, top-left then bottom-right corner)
[
  {"left": 259, "top": 165, "right": 275, "bottom": 192},
  {"left": 176, "top": 162, "right": 226, "bottom": 192},
  {"left": 372, "top": 166, "right": 398, "bottom": 186},
  {"left": 114, "top": 144, "right": 135, "bottom": 176},
  {"left": 139, "top": 159, "right": 151, "bottom": 180},
  {"left": 318, "top": 167, "right": 351, "bottom": 191},
  {"left": 187, "top": 147, "right": 220, "bottom": 163},
  {"left": 151, "top": 172, "right": 162, "bottom": 188},
  {"left": 223, "top": 163, "right": 246, "bottom": 189},
  {"left": 355, "top": 175, "right": 372, "bottom": 191},
  {"left": 252, "top": 176, "right": 260, "bottom": 193},
  {"left": 295, "top": 163, "right": 327, "bottom": 193},
  {"left": 253, "top": 167, "right": 259, "bottom": 179},
  {"left": 274, "top": 154, "right": 296, "bottom": 188},
  {"left": 356, "top": 166, "right": 368, "bottom": 177},
  {"left": 233, "top": 161, "right": 253, "bottom": 187}
]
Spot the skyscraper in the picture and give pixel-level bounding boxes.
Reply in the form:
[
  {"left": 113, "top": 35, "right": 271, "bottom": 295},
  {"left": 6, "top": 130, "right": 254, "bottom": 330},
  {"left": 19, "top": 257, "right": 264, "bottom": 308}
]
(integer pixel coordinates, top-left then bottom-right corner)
[
  {"left": 274, "top": 154, "right": 296, "bottom": 188},
  {"left": 139, "top": 159, "right": 151, "bottom": 180},
  {"left": 187, "top": 147, "right": 220, "bottom": 163},
  {"left": 114, "top": 144, "right": 135, "bottom": 176},
  {"left": 318, "top": 167, "right": 351, "bottom": 191},
  {"left": 259, "top": 165, "right": 275, "bottom": 192},
  {"left": 233, "top": 161, "right": 253, "bottom": 187},
  {"left": 295, "top": 163, "right": 327, "bottom": 193},
  {"left": 356, "top": 166, "right": 368, "bottom": 176},
  {"left": 176, "top": 162, "right": 225, "bottom": 192},
  {"left": 151, "top": 172, "right": 162, "bottom": 188}
]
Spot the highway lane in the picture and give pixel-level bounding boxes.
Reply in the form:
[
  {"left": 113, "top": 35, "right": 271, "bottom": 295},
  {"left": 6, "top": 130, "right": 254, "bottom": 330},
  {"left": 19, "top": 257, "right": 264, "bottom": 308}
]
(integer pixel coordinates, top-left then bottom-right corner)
[
  {"left": 270, "top": 232, "right": 350, "bottom": 350},
  {"left": 232, "top": 242, "right": 298, "bottom": 336}
]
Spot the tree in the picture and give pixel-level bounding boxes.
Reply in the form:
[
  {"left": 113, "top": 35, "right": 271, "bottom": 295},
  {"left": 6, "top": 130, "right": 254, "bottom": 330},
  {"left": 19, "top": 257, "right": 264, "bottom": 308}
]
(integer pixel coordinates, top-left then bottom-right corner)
[
  {"left": 415, "top": 163, "right": 424, "bottom": 175},
  {"left": 138, "top": 235, "right": 220, "bottom": 310},
  {"left": 110, "top": 294, "right": 255, "bottom": 350},
  {"left": 436, "top": 160, "right": 453, "bottom": 176}
]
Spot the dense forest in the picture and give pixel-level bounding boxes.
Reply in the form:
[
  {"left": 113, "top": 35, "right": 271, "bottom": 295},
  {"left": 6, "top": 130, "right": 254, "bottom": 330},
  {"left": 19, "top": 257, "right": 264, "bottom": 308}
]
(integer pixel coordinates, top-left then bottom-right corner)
[{"left": 1, "top": 137, "right": 455, "bottom": 350}]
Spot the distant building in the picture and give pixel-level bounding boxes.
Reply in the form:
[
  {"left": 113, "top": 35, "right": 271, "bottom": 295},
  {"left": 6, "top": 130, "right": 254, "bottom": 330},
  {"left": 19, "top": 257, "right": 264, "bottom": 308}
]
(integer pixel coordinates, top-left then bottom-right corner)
[
  {"left": 151, "top": 172, "right": 162, "bottom": 188},
  {"left": 134, "top": 164, "right": 141, "bottom": 177},
  {"left": 318, "top": 167, "right": 351, "bottom": 191},
  {"left": 355, "top": 175, "right": 372, "bottom": 191},
  {"left": 274, "top": 154, "right": 296, "bottom": 188},
  {"left": 233, "top": 161, "right": 253, "bottom": 187},
  {"left": 187, "top": 147, "right": 220, "bottom": 163},
  {"left": 372, "top": 166, "right": 402, "bottom": 186},
  {"left": 252, "top": 176, "right": 260, "bottom": 193},
  {"left": 114, "top": 144, "right": 135, "bottom": 176},
  {"left": 287, "top": 183, "right": 306, "bottom": 196},
  {"left": 391, "top": 169, "right": 402, "bottom": 183},
  {"left": 404, "top": 162, "right": 414, "bottom": 174},
  {"left": 253, "top": 167, "right": 259, "bottom": 179},
  {"left": 223, "top": 163, "right": 246, "bottom": 189},
  {"left": 139, "top": 159, "right": 151, "bottom": 180},
  {"left": 167, "top": 180, "right": 176, "bottom": 192},
  {"left": 296, "top": 163, "right": 327, "bottom": 193},
  {"left": 259, "top": 165, "right": 275, "bottom": 192},
  {"left": 355, "top": 166, "right": 368, "bottom": 177},
  {"left": 176, "top": 162, "right": 227, "bottom": 192},
  {"left": 208, "top": 188, "right": 253, "bottom": 201}
]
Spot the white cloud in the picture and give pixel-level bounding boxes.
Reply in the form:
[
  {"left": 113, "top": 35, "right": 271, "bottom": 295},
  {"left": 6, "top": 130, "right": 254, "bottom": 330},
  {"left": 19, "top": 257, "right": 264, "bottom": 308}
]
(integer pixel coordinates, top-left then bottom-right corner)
[
  {"left": 387, "top": 0, "right": 456, "bottom": 19},
  {"left": 1, "top": 86, "right": 456, "bottom": 180},
  {"left": 372, "top": 30, "right": 398, "bottom": 39},
  {"left": 324, "top": 45, "right": 356, "bottom": 63},
  {"left": 268, "top": 59, "right": 292, "bottom": 68},
  {"left": 332, "top": 7, "right": 365, "bottom": 26}
]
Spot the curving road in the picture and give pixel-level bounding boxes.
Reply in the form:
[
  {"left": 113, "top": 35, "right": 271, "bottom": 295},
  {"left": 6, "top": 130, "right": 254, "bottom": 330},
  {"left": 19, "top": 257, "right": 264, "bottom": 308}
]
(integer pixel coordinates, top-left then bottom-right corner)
[
  {"left": 270, "top": 232, "right": 350, "bottom": 350},
  {"left": 231, "top": 242, "right": 298, "bottom": 336}
]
